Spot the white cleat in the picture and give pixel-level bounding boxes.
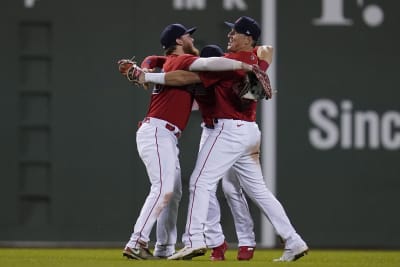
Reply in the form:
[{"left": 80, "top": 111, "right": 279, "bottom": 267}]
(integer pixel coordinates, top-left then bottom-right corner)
[
  {"left": 167, "top": 246, "right": 207, "bottom": 260},
  {"left": 273, "top": 242, "right": 309, "bottom": 262}
]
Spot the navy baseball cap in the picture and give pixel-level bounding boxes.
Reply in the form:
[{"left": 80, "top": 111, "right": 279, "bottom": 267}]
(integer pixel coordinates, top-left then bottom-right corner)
[
  {"left": 200, "top": 45, "right": 224, "bottom": 57},
  {"left": 160, "top": 23, "right": 197, "bottom": 49},
  {"left": 224, "top": 16, "right": 261, "bottom": 41}
]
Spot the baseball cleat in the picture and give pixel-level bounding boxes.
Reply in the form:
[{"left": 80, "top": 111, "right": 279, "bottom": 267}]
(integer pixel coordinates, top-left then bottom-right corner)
[
  {"left": 237, "top": 246, "right": 255, "bottom": 260},
  {"left": 273, "top": 242, "right": 309, "bottom": 262},
  {"left": 122, "top": 246, "right": 160, "bottom": 260},
  {"left": 167, "top": 246, "right": 207, "bottom": 260},
  {"left": 210, "top": 240, "right": 228, "bottom": 261},
  {"left": 153, "top": 246, "right": 175, "bottom": 259}
]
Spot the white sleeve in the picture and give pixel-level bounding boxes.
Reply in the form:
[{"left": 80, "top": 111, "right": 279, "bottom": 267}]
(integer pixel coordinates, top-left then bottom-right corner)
[
  {"left": 144, "top": 73, "right": 166, "bottom": 84},
  {"left": 188, "top": 57, "right": 243, "bottom": 71}
]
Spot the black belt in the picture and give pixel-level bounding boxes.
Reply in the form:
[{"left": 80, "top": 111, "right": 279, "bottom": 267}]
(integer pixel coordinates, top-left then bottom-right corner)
[{"left": 204, "top": 118, "right": 219, "bottom": 129}]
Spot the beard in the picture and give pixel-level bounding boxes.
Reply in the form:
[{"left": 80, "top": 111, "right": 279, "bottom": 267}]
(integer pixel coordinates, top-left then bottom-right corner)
[{"left": 183, "top": 43, "right": 199, "bottom": 56}]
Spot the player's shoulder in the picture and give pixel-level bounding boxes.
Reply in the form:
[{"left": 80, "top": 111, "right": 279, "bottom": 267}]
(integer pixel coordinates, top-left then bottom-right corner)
[
  {"left": 256, "top": 45, "right": 273, "bottom": 64},
  {"left": 174, "top": 54, "right": 199, "bottom": 68},
  {"left": 225, "top": 51, "right": 258, "bottom": 64},
  {"left": 170, "top": 53, "right": 198, "bottom": 62},
  {"left": 180, "top": 53, "right": 199, "bottom": 60}
]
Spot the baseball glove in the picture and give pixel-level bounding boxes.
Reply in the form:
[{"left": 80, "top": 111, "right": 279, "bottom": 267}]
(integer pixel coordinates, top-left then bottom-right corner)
[
  {"left": 117, "top": 59, "right": 134, "bottom": 76},
  {"left": 239, "top": 72, "right": 266, "bottom": 100},
  {"left": 251, "top": 64, "right": 273, "bottom": 100},
  {"left": 117, "top": 58, "right": 145, "bottom": 85}
]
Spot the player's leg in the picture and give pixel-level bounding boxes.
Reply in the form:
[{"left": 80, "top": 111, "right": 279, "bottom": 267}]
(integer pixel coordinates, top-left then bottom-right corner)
[
  {"left": 199, "top": 125, "right": 226, "bottom": 250},
  {"left": 222, "top": 169, "right": 256, "bottom": 260},
  {"left": 170, "top": 124, "right": 239, "bottom": 260},
  {"left": 197, "top": 126, "right": 227, "bottom": 261},
  {"left": 124, "top": 125, "right": 180, "bottom": 259},
  {"left": 233, "top": 124, "right": 308, "bottom": 261},
  {"left": 154, "top": 158, "right": 182, "bottom": 258},
  {"left": 235, "top": 157, "right": 308, "bottom": 261},
  {"left": 204, "top": 182, "right": 227, "bottom": 261}
]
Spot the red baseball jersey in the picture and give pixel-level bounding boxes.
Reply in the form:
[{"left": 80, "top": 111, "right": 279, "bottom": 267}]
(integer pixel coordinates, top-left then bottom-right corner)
[
  {"left": 192, "top": 84, "right": 216, "bottom": 126},
  {"left": 200, "top": 51, "right": 260, "bottom": 122},
  {"left": 145, "top": 54, "right": 197, "bottom": 131}
]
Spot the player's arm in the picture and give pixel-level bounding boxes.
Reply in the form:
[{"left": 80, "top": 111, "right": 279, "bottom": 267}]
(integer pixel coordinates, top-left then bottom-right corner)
[
  {"left": 188, "top": 57, "right": 253, "bottom": 72},
  {"left": 119, "top": 62, "right": 201, "bottom": 87},
  {"left": 162, "top": 55, "right": 272, "bottom": 86},
  {"left": 117, "top": 56, "right": 166, "bottom": 77},
  {"left": 238, "top": 45, "right": 274, "bottom": 100},
  {"left": 121, "top": 56, "right": 257, "bottom": 87},
  {"left": 141, "top": 55, "right": 167, "bottom": 70},
  {"left": 143, "top": 57, "right": 253, "bottom": 86},
  {"left": 164, "top": 70, "right": 201, "bottom": 85},
  {"left": 254, "top": 45, "right": 273, "bottom": 65}
]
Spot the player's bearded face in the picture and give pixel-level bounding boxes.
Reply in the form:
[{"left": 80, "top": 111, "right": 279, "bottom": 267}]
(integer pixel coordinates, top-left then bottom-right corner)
[
  {"left": 184, "top": 44, "right": 199, "bottom": 56},
  {"left": 181, "top": 35, "right": 199, "bottom": 56}
]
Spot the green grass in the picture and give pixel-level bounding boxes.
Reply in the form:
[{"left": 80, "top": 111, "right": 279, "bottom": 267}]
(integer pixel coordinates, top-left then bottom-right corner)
[{"left": 0, "top": 248, "right": 400, "bottom": 267}]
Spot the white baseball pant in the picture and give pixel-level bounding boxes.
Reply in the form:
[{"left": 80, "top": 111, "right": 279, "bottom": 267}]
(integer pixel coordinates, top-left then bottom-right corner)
[
  {"left": 199, "top": 125, "right": 256, "bottom": 248},
  {"left": 126, "top": 117, "right": 182, "bottom": 257},
  {"left": 182, "top": 119, "right": 302, "bottom": 249}
]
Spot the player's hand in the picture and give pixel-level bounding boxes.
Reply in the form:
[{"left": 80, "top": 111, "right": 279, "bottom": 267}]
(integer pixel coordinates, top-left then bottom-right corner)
[{"left": 241, "top": 62, "right": 254, "bottom": 72}]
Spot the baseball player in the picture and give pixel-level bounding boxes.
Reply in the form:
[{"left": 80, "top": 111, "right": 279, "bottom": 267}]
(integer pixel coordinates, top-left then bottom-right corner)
[
  {"left": 133, "top": 16, "right": 309, "bottom": 262},
  {"left": 118, "top": 23, "right": 261, "bottom": 260},
  {"left": 193, "top": 45, "right": 257, "bottom": 261},
  {"left": 137, "top": 45, "right": 258, "bottom": 261},
  {"left": 198, "top": 45, "right": 258, "bottom": 261}
]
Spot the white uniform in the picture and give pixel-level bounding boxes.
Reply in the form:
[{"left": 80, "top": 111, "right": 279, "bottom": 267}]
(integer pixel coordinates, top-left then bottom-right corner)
[
  {"left": 199, "top": 124, "right": 256, "bottom": 248},
  {"left": 183, "top": 119, "right": 304, "bottom": 248},
  {"left": 125, "top": 53, "right": 199, "bottom": 257},
  {"left": 126, "top": 118, "right": 182, "bottom": 257},
  {"left": 181, "top": 50, "right": 306, "bottom": 252}
]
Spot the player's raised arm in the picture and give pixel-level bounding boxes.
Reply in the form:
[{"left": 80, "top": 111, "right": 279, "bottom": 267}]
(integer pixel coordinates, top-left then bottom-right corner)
[
  {"left": 254, "top": 45, "right": 273, "bottom": 65},
  {"left": 188, "top": 57, "right": 253, "bottom": 72}
]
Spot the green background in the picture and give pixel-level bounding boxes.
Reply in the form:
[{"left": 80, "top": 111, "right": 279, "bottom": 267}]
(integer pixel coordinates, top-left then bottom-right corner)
[{"left": 0, "top": 0, "right": 399, "bottom": 248}]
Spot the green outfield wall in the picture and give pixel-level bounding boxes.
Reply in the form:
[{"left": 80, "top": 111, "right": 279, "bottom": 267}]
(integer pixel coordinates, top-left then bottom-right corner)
[{"left": 0, "top": 0, "right": 399, "bottom": 248}]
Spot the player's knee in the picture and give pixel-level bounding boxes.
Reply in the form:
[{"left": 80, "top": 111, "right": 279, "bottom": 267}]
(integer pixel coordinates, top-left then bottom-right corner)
[{"left": 164, "top": 192, "right": 173, "bottom": 202}]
